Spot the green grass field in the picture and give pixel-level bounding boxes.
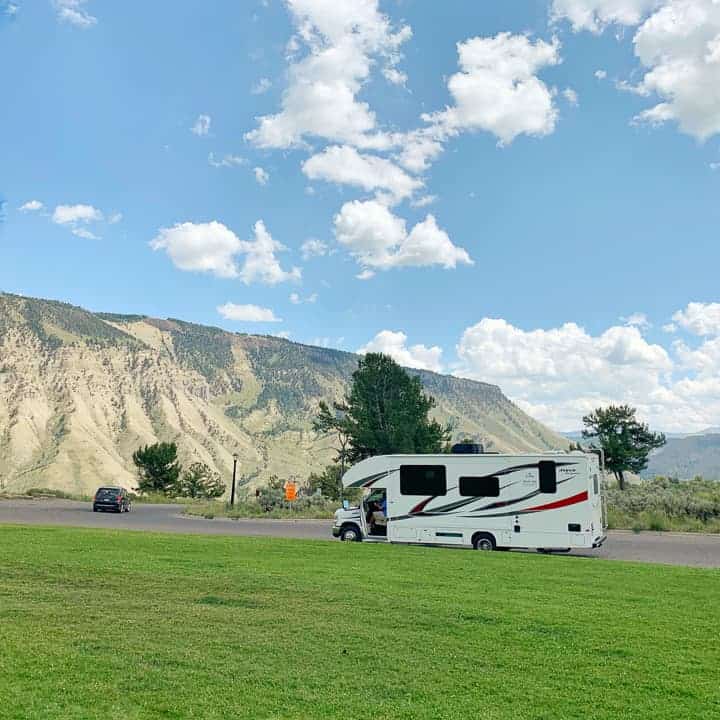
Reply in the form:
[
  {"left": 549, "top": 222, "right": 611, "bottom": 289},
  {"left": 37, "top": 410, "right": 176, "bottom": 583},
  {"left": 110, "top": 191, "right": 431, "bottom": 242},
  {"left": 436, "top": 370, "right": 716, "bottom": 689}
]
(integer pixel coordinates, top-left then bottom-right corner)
[{"left": 1, "top": 527, "right": 718, "bottom": 720}]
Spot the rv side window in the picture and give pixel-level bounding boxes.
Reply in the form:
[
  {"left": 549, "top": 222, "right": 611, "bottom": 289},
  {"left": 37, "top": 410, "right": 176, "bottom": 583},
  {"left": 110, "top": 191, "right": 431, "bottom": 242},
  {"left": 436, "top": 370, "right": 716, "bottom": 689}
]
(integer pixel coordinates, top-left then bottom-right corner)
[
  {"left": 458, "top": 476, "right": 500, "bottom": 497},
  {"left": 400, "top": 465, "right": 447, "bottom": 496},
  {"left": 593, "top": 474, "right": 599, "bottom": 495},
  {"left": 538, "top": 461, "right": 557, "bottom": 494}
]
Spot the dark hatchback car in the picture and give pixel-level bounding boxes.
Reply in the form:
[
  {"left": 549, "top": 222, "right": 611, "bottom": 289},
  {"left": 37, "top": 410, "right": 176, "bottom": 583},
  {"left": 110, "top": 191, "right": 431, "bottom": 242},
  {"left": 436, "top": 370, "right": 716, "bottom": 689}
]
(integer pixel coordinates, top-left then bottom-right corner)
[{"left": 92, "top": 486, "right": 131, "bottom": 513}]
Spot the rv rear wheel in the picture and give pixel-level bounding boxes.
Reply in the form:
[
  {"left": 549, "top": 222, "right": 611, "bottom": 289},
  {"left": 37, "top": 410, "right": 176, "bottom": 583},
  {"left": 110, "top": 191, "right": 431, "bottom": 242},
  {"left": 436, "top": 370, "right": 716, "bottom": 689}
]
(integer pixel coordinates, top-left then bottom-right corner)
[
  {"left": 339, "top": 525, "right": 361, "bottom": 542},
  {"left": 472, "top": 533, "right": 496, "bottom": 551}
]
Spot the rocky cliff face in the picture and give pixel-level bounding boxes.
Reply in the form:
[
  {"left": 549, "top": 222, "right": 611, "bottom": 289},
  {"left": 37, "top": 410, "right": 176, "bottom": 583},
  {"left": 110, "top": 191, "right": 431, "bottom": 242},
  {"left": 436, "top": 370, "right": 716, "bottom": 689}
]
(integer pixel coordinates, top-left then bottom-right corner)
[{"left": 0, "top": 293, "right": 568, "bottom": 495}]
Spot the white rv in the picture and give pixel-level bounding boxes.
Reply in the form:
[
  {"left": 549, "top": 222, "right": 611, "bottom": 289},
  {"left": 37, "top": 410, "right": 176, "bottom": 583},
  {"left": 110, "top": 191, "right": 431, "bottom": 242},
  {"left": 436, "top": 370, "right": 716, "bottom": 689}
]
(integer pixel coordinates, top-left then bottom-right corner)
[{"left": 332, "top": 451, "right": 607, "bottom": 552}]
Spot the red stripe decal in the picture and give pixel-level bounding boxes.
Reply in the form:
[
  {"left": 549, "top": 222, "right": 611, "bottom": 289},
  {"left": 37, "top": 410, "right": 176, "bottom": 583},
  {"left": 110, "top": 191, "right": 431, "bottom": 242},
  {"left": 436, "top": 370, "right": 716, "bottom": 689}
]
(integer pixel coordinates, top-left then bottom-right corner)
[
  {"left": 410, "top": 497, "right": 434, "bottom": 514},
  {"left": 523, "top": 490, "right": 588, "bottom": 514}
]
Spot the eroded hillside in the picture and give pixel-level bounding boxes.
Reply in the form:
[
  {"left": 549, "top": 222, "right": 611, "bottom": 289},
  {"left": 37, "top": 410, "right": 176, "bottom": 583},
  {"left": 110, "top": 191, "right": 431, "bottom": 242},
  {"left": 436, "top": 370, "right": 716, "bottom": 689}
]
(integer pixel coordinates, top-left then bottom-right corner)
[{"left": 0, "top": 293, "right": 567, "bottom": 495}]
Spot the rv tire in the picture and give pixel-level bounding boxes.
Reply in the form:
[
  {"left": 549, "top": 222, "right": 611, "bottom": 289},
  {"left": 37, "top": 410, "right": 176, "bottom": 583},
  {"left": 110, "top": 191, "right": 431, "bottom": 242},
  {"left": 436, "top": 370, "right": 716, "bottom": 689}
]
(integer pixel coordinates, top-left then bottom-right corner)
[
  {"left": 339, "top": 524, "right": 361, "bottom": 542},
  {"left": 472, "top": 533, "right": 496, "bottom": 551}
]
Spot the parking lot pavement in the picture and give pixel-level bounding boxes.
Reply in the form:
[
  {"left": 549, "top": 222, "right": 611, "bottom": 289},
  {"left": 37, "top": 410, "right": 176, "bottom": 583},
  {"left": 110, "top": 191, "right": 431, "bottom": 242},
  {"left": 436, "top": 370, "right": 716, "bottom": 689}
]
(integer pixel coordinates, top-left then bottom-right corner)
[{"left": 1, "top": 499, "right": 719, "bottom": 568}]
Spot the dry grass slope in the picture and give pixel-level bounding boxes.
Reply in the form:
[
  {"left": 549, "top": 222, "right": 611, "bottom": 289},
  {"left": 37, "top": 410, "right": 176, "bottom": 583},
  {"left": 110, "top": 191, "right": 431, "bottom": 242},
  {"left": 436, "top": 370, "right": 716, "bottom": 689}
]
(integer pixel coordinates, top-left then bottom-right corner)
[{"left": 0, "top": 293, "right": 568, "bottom": 495}]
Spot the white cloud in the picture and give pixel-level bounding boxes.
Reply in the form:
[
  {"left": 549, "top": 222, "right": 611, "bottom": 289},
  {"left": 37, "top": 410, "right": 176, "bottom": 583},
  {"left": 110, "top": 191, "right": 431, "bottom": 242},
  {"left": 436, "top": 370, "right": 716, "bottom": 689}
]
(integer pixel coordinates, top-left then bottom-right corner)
[
  {"left": 424, "top": 33, "right": 561, "bottom": 146},
  {"left": 251, "top": 77, "right": 272, "bottom": 95},
  {"left": 563, "top": 87, "right": 580, "bottom": 105},
  {"left": 208, "top": 152, "right": 246, "bottom": 168},
  {"left": 71, "top": 227, "right": 100, "bottom": 240},
  {"left": 108, "top": 212, "right": 123, "bottom": 224},
  {"left": 302, "top": 145, "right": 423, "bottom": 203},
  {"left": 3, "top": 3, "right": 19, "bottom": 16},
  {"left": 333, "top": 199, "right": 472, "bottom": 273},
  {"left": 253, "top": 167, "right": 270, "bottom": 186},
  {"left": 358, "top": 330, "right": 444, "bottom": 372},
  {"left": 52, "top": 204, "right": 103, "bottom": 225},
  {"left": 300, "top": 238, "right": 328, "bottom": 259},
  {"left": 672, "top": 302, "right": 720, "bottom": 336},
  {"left": 149, "top": 220, "right": 301, "bottom": 284},
  {"left": 551, "top": 0, "right": 659, "bottom": 32},
  {"left": 54, "top": 0, "right": 96, "bottom": 28},
  {"left": 237, "top": 220, "right": 301, "bottom": 285},
  {"left": 595, "top": 69, "right": 608, "bottom": 78},
  {"left": 456, "top": 317, "right": 681, "bottom": 430},
  {"left": 191, "top": 114, "right": 211, "bottom": 136},
  {"left": 150, "top": 221, "right": 242, "bottom": 279},
  {"left": 245, "top": 0, "right": 411, "bottom": 149},
  {"left": 557, "top": 0, "right": 720, "bottom": 142},
  {"left": 621, "top": 312, "right": 650, "bottom": 328},
  {"left": 631, "top": 0, "right": 720, "bottom": 141},
  {"left": 217, "top": 303, "right": 282, "bottom": 323},
  {"left": 411, "top": 195, "right": 437, "bottom": 208},
  {"left": 19, "top": 200, "right": 43, "bottom": 212},
  {"left": 662, "top": 322, "right": 678, "bottom": 333},
  {"left": 710, "top": 161, "right": 720, "bottom": 170},
  {"left": 290, "top": 291, "right": 318, "bottom": 304}
]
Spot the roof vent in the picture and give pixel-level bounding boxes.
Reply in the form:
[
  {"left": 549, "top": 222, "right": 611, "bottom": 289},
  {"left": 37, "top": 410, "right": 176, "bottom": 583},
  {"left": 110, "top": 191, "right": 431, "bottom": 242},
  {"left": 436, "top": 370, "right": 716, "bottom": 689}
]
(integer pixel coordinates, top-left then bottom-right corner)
[{"left": 451, "top": 442, "right": 484, "bottom": 455}]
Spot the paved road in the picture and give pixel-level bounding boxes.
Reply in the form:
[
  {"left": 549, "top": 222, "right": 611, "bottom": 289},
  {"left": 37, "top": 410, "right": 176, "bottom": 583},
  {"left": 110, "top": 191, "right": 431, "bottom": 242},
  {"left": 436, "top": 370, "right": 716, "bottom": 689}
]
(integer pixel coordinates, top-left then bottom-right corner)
[{"left": 1, "top": 499, "right": 719, "bottom": 568}]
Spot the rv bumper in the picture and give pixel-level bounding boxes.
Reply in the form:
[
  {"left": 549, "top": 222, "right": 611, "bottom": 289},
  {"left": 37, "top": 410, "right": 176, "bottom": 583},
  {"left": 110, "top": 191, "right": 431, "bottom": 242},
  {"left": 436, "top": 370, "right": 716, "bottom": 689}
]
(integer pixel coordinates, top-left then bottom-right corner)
[
  {"left": 592, "top": 534, "right": 607, "bottom": 548},
  {"left": 331, "top": 526, "right": 341, "bottom": 538}
]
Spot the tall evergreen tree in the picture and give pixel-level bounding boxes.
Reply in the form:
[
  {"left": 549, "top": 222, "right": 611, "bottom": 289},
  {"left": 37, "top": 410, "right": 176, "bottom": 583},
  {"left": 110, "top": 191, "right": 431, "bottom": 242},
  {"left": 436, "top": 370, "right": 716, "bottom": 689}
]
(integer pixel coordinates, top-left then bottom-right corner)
[
  {"left": 132, "top": 442, "right": 182, "bottom": 495},
  {"left": 582, "top": 405, "right": 665, "bottom": 490},
  {"left": 314, "top": 353, "right": 451, "bottom": 464}
]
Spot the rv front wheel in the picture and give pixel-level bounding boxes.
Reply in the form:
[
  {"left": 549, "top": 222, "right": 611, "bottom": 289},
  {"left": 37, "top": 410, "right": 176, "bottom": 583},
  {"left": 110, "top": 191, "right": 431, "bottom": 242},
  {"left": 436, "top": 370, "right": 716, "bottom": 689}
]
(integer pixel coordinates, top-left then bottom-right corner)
[
  {"left": 339, "top": 525, "right": 361, "bottom": 542},
  {"left": 472, "top": 533, "right": 496, "bottom": 551}
]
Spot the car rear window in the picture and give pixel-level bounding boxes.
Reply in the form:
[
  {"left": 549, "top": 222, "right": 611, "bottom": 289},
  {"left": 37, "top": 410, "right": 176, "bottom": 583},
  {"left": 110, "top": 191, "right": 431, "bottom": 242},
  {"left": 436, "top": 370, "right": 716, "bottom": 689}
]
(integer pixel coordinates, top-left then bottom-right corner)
[{"left": 97, "top": 488, "right": 120, "bottom": 497}]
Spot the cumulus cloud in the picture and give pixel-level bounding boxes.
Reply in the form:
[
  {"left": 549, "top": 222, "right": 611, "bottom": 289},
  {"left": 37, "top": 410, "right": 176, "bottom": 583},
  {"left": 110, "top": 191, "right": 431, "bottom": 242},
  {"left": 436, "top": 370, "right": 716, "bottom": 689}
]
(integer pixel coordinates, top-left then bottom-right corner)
[
  {"left": 52, "top": 204, "right": 103, "bottom": 225},
  {"left": 191, "top": 114, "right": 211, "bottom": 136},
  {"left": 334, "top": 199, "right": 472, "bottom": 274},
  {"left": 54, "top": 0, "right": 96, "bottom": 28},
  {"left": 672, "top": 302, "right": 720, "bottom": 336},
  {"left": 302, "top": 145, "right": 423, "bottom": 203},
  {"left": 245, "top": 0, "right": 411, "bottom": 149},
  {"left": 300, "top": 238, "right": 328, "bottom": 259},
  {"left": 358, "top": 330, "right": 444, "bottom": 372},
  {"left": 217, "top": 303, "right": 282, "bottom": 323},
  {"left": 253, "top": 167, "right": 270, "bottom": 185},
  {"left": 551, "top": 0, "right": 659, "bottom": 32},
  {"left": 631, "top": 0, "right": 720, "bottom": 141},
  {"left": 19, "top": 200, "right": 43, "bottom": 212},
  {"left": 595, "top": 69, "right": 608, "bottom": 78},
  {"left": 456, "top": 318, "right": 676, "bottom": 430},
  {"left": 556, "top": 0, "right": 720, "bottom": 142},
  {"left": 149, "top": 220, "right": 301, "bottom": 285},
  {"left": 423, "top": 33, "right": 561, "bottom": 146}
]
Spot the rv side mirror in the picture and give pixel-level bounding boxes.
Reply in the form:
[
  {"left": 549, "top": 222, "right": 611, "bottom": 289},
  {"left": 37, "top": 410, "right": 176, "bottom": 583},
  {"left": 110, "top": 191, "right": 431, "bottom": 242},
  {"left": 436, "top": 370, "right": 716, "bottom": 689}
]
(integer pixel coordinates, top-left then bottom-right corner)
[
  {"left": 538, "top": 461, "right": 557, "bottom": 493},
  {"left": 342, "top": 500, "right": 350, "bottom": 510}
]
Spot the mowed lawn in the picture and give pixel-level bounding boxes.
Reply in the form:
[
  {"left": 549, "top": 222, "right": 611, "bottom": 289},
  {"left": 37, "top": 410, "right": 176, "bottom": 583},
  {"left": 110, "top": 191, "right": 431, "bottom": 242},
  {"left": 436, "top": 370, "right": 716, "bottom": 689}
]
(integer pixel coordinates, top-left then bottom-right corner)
[{"left": 0, "top": 527, "right": 718, "bottom": 720}]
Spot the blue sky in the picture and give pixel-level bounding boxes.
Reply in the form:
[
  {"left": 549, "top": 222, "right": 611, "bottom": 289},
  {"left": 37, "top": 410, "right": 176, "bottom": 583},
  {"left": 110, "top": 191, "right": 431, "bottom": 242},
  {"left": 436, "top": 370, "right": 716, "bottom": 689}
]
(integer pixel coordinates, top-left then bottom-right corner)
[{"left": 1, "top": 0, "right": 719, "bottom": 432}]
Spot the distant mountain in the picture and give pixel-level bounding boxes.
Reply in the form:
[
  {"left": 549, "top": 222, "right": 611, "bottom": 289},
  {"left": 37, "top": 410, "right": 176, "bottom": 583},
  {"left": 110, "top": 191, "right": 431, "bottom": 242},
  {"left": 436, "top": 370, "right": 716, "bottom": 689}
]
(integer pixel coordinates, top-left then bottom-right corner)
[
  {"left": 0, "top": 293, "right": 569, "bottom": 495},
  {"left": 642, "top": 435, "right": 720, "bottom": 481}
]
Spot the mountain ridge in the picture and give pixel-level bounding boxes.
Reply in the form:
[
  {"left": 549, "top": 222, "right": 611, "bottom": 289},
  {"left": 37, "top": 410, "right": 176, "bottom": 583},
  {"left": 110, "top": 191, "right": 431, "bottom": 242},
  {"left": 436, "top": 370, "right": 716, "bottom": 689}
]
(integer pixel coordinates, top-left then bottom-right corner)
[{"left": 0, "top": 292, "right": 568, "bottom": 495}]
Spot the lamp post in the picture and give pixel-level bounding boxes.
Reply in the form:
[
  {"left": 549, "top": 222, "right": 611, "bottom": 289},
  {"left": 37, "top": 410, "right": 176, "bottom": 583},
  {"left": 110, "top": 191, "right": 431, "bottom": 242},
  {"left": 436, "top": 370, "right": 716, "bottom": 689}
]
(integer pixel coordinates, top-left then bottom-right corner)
[{"left": 230, "top": 452, "right": 239, "bottom": 507}]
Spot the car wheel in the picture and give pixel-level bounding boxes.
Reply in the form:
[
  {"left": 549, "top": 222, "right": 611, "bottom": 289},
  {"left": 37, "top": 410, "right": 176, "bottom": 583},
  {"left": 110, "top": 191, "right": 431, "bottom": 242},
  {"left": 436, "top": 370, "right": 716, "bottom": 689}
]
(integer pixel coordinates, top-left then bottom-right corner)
[
  {"left": 340, "top": 525, "right": 361, "bottom": 542},
  {"left": 472, "top": 533, "right": 496, "bottom": 551},
  {"left": 92, "top": 507, "right": 98, "bottom": 512}
]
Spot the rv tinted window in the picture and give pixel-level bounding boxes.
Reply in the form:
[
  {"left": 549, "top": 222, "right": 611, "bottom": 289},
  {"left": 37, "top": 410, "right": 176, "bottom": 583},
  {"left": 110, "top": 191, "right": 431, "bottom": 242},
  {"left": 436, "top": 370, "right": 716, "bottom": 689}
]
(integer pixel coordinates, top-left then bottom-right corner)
[
  {"left": 459, "top": 476, "right": 500, "bottom": 497},
  {"left": 400, "top": 466, "right": 446, "bottom": 496},
  {"left": 538, "top": 461, "right": 557, "bottom": 493}
]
